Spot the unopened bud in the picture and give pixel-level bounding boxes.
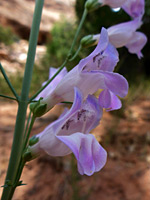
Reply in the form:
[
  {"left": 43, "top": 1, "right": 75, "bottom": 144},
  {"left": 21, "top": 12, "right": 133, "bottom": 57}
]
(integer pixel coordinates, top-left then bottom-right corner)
[
  {"left": 85, "top": 0, "right": 100, "bottom": 12},
  {"left": 30, "top": 100, "right": 47, "bottom": 117},
  {"left": 22, "top": 147, "right": 39, "bottom": 162},
  {"left": 29, "top": 136, "right": 39, "bottom": 146},
  {"left": 81, "top": 35, "right": 97, "bottom": 48}
]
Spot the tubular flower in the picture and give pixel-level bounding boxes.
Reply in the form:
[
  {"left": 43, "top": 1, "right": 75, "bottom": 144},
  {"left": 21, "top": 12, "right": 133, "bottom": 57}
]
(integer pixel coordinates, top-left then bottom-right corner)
[
  {"left": 30, "top": 88, "right": 107, "bottom": 176},
  {"left": 92, "top": 19, "right": 147, "bottom": 57},
  {"left": 125, "top": 31, "right": 147, "bottom": 58},
  {"left": 35, "top": 67, "right": 67, "bottom": 100},
  {"left": 122, "top": 0, "right": 145, "bottom": 20},
  {"left": 41, "top": 27, "right": 128, "bottom": 112}
]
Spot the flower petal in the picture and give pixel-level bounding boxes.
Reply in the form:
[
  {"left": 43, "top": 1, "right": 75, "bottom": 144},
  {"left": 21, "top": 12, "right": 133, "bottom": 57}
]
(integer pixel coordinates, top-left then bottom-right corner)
[
  {"left": 125, "top": 31, "right": 147, "bottom": 58},
  {"left": 107, "top": 19, "right": 142, "bottom": 48},
  {"left": 99, "top": 89, "right": 122, "bottom": 111},
  {"left": 31, "top": 87, "right": 83, "bottom": 156},
  {"left": 79, "top": 27, "right": 109, "bottom": 72},
  {"left": 57, "top": 133, "right": 107, "bottom": 176},
  {"left": 35, "top": 67, "right": 67, "bottom": 100},
  {"left": 99, "top": 71, "right": 129, "bottom": 97},
  {"left": 122, "top": 0, "right": 145, "bottom": 20},
  {"left": 52, "top": 87, "right": 83, "bottom": 134}
]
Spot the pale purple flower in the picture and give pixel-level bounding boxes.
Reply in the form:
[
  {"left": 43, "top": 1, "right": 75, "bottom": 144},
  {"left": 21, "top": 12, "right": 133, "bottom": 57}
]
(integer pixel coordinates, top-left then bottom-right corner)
[
  {"left": 99, "top": 89, "right": 121, "bottom": 111},
  {"left": 41, "top": 28, "right": 128, "bottom": 111},
  {"left": 99, "top": 0, "right": 126, "bottom": 8},
  {"left": 107, "top": 19, "right": 142, "bottom": 47},
  {"left": 93, "top": 19, "right": 147, "bottom": 57},
  {"left": 125, "top": 31, "right": 147, "bottom": 58},
  {"left": 35, "top": 67, "right": 67, "bottom": 100},
  {"left": 122, "top": 0, "right": 145, "bottom": 20},
  {"left": 31, "top": 88, "right": 107, "bottom": 176}
]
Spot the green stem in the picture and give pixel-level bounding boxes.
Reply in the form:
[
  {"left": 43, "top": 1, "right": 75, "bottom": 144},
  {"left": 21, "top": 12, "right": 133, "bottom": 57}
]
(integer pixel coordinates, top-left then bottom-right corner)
[
  {"left": 23, "top": 115, "right": 36, "bottom": 149},
  {"left": 68, "top": 8, "right": 88, "bottom": 58},
  {"left": 0, "top": 94, "right": 18, "bottom": 101},
  {"left": 23, "top": 111, "right": 32, "bottom": 140},
  {"left": 30, "top": 8, "right": 88, "bottom": 101},
  {"left": 69, "top": 45, "right": 82, "bottom": 61},
  {"left": 14, "top": 115, "right": 35, "bottom": 189},
  {"left": 29, "top": 59, "right": 67, "bottom": 101},
  {"left": 1, "top": 1, "right": 44, "bottom": 199},
  {"left": 0, "top": 63, "right": 19, "bottom": 100}
]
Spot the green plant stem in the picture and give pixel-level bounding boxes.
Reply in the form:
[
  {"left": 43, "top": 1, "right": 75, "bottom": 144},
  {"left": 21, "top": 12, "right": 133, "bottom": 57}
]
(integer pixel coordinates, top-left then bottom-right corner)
[
  {"left": 69, "top": 45, "right": 82, "bottom": 61},
  {"left": 0, "top": 63, "right": 19, "bottom": 100},
  {"left": 0, "top": 94, "right": 18, "bottom": 101},
  {"left": 13, "top": 115, "right": 36, "bottom": 189},
  {"left": 23, "top": 111, "right": 32, "bottom": 140},
  {"left": 29, "top": 59, "right": 67, "bottom": 101},
  {"left": 23, "top": 115, "right": 36, "bottom": 149},
  {"left": 69, "top": 8, "right": 88, "bottom": 58},
  {"left": 1, "top": 1, "right": 44, "bottom": 199},
  {"left": 29, "top": 8, "right": 88, "bottom": 101}
]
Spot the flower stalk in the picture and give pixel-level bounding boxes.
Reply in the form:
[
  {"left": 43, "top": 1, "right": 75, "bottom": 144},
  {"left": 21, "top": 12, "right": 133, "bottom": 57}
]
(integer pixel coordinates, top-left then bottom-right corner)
[
  {"left": 1, "top": 0, "right": 45, "bottom": 199},
  {"left": 0, "top": 63, "right": 19, "bottom": 101}
]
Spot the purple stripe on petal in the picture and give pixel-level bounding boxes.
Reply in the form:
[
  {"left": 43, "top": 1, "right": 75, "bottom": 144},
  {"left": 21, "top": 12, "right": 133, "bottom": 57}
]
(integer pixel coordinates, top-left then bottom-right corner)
[
  {"left": 52, "top": 87, "right": 83, "bottom": 134},
  {"left": 84, "top": 95, "right": 103, "bottom": 132},
  {"left": 78, "top": 28, "right": 109, "bottom": 72}
]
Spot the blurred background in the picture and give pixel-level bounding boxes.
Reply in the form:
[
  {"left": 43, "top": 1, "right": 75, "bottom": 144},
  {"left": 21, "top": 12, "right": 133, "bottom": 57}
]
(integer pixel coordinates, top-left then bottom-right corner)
[{"left": 0, "top": 0, "right": 150, "bottom": 199}]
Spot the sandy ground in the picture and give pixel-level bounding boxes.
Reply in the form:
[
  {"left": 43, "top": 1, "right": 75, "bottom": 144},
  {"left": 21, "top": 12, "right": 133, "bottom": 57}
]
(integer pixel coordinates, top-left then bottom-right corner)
[{"left": 0, "top": 99, "right": 150, "bottom": 200}]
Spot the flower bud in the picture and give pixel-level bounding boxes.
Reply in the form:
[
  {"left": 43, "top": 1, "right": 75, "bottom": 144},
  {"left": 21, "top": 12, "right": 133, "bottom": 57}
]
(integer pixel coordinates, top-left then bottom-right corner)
[
  {"left": 22, "top": 147, "right": 38, "bottom": 162},
  {"left": 29, "top": 135, "right": 39, "bottom": 146},
  {"left": 85, "top": 0, "right": 100, "bottom": 12},
  {"left": 30, "top": 101, "right": 47, "bottom": 117},
  {"left": 81, "top": 35, "right": 97, "bottom": 48}
]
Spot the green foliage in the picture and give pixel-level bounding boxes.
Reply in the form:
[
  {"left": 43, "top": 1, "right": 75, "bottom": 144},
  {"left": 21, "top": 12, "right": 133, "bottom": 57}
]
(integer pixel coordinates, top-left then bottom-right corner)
[
  {"left": 0, "top": 73, "right": 22, "bottom": 96},
  {"left": 0, "top": 25, "right": 18, "bottom": 45},
  {"left": 42, "top": 21, "right": 76, "bottom": 69}
]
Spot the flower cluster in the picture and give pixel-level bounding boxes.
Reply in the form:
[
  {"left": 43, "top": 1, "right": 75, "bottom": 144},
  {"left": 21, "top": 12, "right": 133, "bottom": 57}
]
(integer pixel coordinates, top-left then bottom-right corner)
[
  {"left": 83, "top": 0, "right": 147, "bottom": 58},
  {"left": 29, "top": 0, "right": 147, "bottom": 176}
]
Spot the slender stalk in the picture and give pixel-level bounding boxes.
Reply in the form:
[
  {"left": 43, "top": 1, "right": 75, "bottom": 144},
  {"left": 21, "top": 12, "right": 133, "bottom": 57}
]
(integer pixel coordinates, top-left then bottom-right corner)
[
  {"left": 23, "top": 115, "right": 36, "bottom": 150},
  {"left": 29, "top": 59, "right": 67, "bottom": 101},
  {"left": 0, "top": 94, "right": 18, "bottom": 101},
  {"left": 1, "top": 1, "right": 44, "bottom": 199},
  {"left": 13, "top": 115, "right": 36, "bottom": 190},
  {"left": 0, "top": 63, "right": 19, "bottom": 100},
  {"left": 68, "top": 8, "right": 88, "bottom": 58},
  {"left": 69, "top": 45, "right": 82, "bottom": 61},
  {"left": 29, "top": 8, "right": 88, "bottom": 101},
  {"left": 23, "top": 111, "right": 32, "bottom": 140}
]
